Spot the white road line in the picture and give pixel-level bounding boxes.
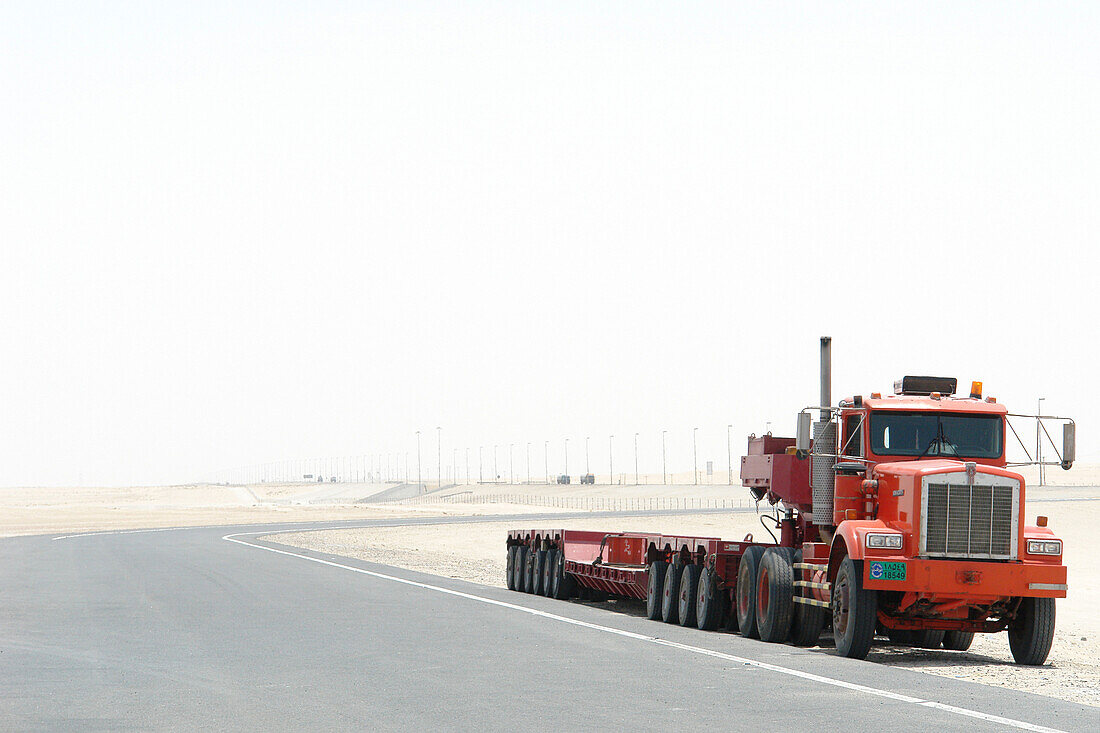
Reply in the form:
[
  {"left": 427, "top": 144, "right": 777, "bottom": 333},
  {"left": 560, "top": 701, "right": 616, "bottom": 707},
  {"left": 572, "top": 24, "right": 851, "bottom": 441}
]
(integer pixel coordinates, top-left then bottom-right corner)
[
  {"left": 223, "top": 532, "right": 1066, "bottom": 733},
  {"left": 52, "top": 526, "right": 223, "bottom": 541}
]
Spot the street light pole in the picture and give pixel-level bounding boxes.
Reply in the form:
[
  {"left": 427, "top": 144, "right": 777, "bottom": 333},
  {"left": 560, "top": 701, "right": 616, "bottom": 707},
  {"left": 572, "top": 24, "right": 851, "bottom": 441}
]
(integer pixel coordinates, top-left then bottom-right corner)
[
  {"left": 544, "top": 440, "right": 549, "bottom": 483},
  {"left": 493, "top": 444, "right": 498, "bottom": 480},
  {"left": 479, "top": 446, "right": 483, "bottom": 483},
  {"left": 634, "top": 432, "right": 639, "bottom": 485},
  {"left": 661, "top": 429, "right": 667, "bottom": 485},
  {"left": 693, "top": 427, "right": 699, "bottom": 486},
  {"left": 526, "top": 442, "right": 531, "bottom": 484},
  {"left": 436, "top": 426, "right": 442, "bottom": 489},
  {"left": 1037, "top": 397, "right": 1046, "bottom": 486},
  {"left": 509, "top": 443, "right": 514, "bottom": 484},
  {"left": 465, "top": 447, "right": 470, "bottom": 485},
  {"left": 609, "top": 435, "right": 614, "bottom": 485},
  {"left": 564, "top": 438, "right": 569, "bottom": 478},
  {"left": 727, "top": 424, "right": 733, "bottom": 485},
  {"left": 585, "top": 436, "right": 590, "bottom": 475},
  {"left": 416, "top": 430, "right": 422, "bottom": 493}
]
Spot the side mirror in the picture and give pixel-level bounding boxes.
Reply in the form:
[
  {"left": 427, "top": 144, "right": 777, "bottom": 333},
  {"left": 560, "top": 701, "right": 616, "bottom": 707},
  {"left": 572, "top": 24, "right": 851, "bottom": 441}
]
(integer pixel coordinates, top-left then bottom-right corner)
[
  {"left": 796, "top": 412, "right": 811, "bottom": 452},
  {"left": 1062, "top": 423, "right": 1075, "bottom": 470}
]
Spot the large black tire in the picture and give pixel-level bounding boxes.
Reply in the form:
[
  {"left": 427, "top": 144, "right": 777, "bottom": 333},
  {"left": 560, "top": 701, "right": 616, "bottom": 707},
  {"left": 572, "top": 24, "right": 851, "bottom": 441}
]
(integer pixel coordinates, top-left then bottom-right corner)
[
  {"left": 788, "top": 550, "right": 825, "bottom": 647},
  {"left": 1009, "top": 597, "right": 1056, "bottom": 665},
  {"left": 912, "top": 630, "right": 945, "bottom": 649},
  {"left": 677, "top": 564, "right": 702, "bottom": 627},
  {"left": 756, "top": 548, "right": 794, "bottom": 643},
  {"left": 832, "top": 557, "right": 877, "bottom": 659},
  {"left": 695, "top": 566, "right": 723, "bottom": 631},
  {"left": 530, "top": 550, "right": 546, "bottom": 595},
  {"left": 506, "top": 546, "right": 517, "bottom": 591},
  {"left": 646, "top": 561, "right": 668, "bottom": 620},
  {"left": 550, "top": 551, "right": 577, "bottom": 600},
  {"left": 541, "top": 550, "right": 557, "bottom": 597},
  {"left": 661, "top": 562, "right": 684, "bottom": 624},
  {"left": 941, "top": 630, "right": 975, "bottom": 651},
  {"left": 735, "top": 546, "right": 766, "bottom": 638},
  {"left": 515, "top": 547, "right": 529, "bottom": 592}
]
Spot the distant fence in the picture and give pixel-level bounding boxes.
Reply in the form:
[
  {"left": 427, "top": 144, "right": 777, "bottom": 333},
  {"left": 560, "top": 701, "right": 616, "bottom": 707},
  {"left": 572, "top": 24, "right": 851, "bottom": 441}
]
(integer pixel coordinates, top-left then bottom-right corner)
[{"left": 372, "top": 493, "right": 750, "bottom": 512}]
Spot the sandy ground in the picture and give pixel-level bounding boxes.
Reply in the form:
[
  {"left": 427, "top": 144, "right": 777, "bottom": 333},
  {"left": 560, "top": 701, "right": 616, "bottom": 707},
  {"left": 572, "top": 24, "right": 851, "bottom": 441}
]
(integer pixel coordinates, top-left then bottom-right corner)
[
  {"left": 270, "top": 493, "right": 1100, "bottom": 708},
  {"left": 0, "top": 482, "right": 486, "bottom": 538},
  {"left": 3, "top": 476, "right": 1097, "bottom": 706}
]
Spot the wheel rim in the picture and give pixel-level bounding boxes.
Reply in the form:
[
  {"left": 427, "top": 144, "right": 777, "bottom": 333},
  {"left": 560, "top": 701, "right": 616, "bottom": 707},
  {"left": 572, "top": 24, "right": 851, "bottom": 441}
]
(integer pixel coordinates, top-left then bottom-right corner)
[
  {"left": 833, "top": 572, "right": 850, "bottom": 636},
  {"left": 738, "top": 565, "right": 750, "bottom": 618},
  {"left": 757, "top": 566, "right": 770, "bottom": 614}
]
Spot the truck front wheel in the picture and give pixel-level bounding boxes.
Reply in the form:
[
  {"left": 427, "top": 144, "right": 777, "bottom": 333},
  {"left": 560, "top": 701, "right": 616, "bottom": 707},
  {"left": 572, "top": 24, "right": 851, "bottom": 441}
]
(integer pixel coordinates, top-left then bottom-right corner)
[
  {"left": 832, "top": 557, "right": 877, "bottom": 659},
  {"left": 1008, "top": 597, "right": 1056, "bottom": 665}
]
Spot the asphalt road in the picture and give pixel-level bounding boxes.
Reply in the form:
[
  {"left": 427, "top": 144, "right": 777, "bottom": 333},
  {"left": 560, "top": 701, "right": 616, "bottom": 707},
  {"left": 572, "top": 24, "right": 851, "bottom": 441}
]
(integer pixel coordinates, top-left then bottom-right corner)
[{"left": 1, "top": 514, "right": 1095, "bottom": 732}]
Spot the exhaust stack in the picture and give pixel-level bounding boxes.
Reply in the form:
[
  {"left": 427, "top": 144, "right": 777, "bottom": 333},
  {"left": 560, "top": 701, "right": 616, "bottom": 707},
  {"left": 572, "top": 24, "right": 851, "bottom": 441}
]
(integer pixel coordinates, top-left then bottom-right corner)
[
  {"left": 820, "top": 337, "right": 831, "bottom": 422},
  {"left": 812, "top": 336, "right": 837, "bottom": 527}
]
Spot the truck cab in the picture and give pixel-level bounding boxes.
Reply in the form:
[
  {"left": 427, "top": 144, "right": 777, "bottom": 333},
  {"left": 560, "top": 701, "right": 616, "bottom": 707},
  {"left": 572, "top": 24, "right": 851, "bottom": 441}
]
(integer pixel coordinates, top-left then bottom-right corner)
[{"left": 821, "top": 376, "right": 1068, "bottom": 663}]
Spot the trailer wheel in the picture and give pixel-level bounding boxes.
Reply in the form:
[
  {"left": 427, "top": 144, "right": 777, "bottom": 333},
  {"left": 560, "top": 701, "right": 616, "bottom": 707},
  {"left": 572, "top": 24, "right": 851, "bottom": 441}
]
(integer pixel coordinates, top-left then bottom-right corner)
[
  {"left": 912, "top": 630, "right": 945, "bottom": 649},
  {"left": 541, "top": 550, "right": 556, "bottom": 597},
  {"left": 551, "top": 551, "right": 576, "bottom": 600},
  {"left": 506, "top": 546, "right": 517, "bottom": 591},
  {"left": 1008, "top": 597, "right": 1056, "bottom": 665},
  {"left": 515, "top": 547, "right": 529, "bottom": 592},
  {"left": 696, "top": 567, "right": 722, "bottom": 631},
  {"left": 677, "top": 564, "right": 702, "bottom": 627},
  {"left": 735, "top": 546, "right": 766, "bottom": 638},
  {"left": 832, "top": 557, "right": 877, "bottom": 659},
  {"left": 789, "top": 550, "right": 825, "bottom": 647},
  {"left": 756, "top": 548, "right": 794, "bottom": 643},
  {"left": 530, "top": 550, "right": 546, "bottom": 595},
  {"left": 941, "top": 630, "right": 975, "bottom": 651},
  {"left": 661, "top": 562, "right": 684, "bottom": 624},
  {"left": 646, "top": 561, "right": 668, "bottom": 620}
]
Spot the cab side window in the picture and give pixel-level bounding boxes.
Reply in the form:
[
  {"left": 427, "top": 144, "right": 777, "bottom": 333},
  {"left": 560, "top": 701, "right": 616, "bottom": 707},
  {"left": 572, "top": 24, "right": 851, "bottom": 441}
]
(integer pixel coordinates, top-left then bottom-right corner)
[{"left": 843, "top": 414, "right": 863, "bottom": 457}]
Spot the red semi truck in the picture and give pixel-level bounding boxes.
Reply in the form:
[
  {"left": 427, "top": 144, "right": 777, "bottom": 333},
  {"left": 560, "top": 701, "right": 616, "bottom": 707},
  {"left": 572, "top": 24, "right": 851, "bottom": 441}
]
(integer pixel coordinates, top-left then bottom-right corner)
[{"left": 506, "top": 338, "right": 1074, "bottom": 663}]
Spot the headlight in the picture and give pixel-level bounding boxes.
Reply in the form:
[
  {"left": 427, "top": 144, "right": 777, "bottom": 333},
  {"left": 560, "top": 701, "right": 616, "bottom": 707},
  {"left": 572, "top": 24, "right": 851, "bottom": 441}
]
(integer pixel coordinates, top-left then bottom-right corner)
[
  {"left": 865, "top": 533, "right": 903, "bottom": 550},
  {"left": 1026, "top": 539, "right": 1062, "bottom": 556}
]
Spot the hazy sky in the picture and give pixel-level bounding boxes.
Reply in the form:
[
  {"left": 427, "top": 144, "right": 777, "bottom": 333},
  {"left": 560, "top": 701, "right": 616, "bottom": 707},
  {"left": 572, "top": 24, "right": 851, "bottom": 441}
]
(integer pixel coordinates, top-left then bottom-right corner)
[{"left": 2, "top": 2, "right": 1097, "bottom": 486}]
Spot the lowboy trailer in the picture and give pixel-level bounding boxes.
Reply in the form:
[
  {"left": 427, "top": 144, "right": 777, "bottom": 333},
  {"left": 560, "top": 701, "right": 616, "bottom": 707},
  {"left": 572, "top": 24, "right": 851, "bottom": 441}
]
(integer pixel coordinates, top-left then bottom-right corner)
[{"left": 506, "top": 338, "right": 1074, "bottom": 663}]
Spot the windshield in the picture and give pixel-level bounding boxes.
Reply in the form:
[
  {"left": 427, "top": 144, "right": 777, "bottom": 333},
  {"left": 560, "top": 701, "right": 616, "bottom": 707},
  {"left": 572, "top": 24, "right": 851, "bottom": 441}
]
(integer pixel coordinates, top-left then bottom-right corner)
[{"left": 869, "top": 411, "right": 1003, "bottom": 459}]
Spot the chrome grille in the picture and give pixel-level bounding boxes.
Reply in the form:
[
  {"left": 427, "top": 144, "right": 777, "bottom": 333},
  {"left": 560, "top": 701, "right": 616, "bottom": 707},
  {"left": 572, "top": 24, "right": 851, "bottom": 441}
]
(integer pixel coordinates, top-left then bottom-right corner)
[{"left": 922, "top": 479, "right": 1017, "bottom": 559}]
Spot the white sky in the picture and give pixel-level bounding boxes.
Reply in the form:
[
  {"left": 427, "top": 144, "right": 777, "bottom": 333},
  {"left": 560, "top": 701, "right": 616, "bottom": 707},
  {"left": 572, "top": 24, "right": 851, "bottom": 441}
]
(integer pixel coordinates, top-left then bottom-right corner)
[{"left": 1, "top": 2, "right": 1097, "bottom": 486}]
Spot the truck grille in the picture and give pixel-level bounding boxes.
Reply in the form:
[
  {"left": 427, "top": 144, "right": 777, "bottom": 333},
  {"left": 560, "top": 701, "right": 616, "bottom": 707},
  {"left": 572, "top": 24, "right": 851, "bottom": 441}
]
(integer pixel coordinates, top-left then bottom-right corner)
[{"left": 922, "top": 479, "right": 1017, "bottom": 560}]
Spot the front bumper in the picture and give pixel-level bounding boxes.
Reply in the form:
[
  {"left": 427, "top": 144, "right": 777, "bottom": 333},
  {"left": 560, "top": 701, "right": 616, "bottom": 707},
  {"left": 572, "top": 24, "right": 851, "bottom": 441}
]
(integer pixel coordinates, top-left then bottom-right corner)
[{"left": 862, "top": 557, "right": 1067, "bottom": 598}]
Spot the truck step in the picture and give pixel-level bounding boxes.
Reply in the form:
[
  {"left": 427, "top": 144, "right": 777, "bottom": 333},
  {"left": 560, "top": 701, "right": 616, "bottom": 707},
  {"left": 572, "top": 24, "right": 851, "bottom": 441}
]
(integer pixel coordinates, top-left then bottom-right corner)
[
  {"left": 793, "top": 596, "right": 831, "bottom": 609},
  {"left": 794, "top": 579, "right": 831, "bottom": 591},
  {"left": 793, "top": 562, "right": 827, "bottom": 571}
]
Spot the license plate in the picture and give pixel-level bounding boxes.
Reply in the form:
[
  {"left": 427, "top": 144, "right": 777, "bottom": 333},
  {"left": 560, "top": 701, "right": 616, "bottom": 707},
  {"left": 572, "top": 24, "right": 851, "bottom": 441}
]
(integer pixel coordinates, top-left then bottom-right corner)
[{"left": 869, "top": 561, "right": 906, "bottom": 581}]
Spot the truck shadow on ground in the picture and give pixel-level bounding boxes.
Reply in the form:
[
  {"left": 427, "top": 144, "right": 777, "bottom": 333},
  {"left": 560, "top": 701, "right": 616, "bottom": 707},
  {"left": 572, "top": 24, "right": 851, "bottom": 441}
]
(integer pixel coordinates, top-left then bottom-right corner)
[
  {"left": 860, "top": 645, "right": 1048, "bottom": 668},
  {"left": 565, "top": 596, "right": 1045, "bottom": 669}
]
